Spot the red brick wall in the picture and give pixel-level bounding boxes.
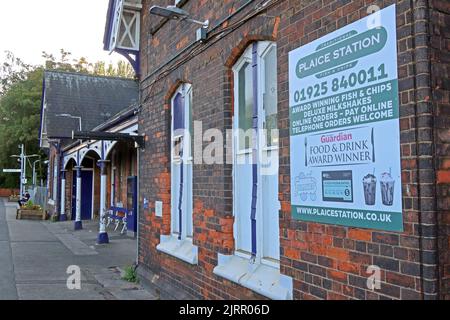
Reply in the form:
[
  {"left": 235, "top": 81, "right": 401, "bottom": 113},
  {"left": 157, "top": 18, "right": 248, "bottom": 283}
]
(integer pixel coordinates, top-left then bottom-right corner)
[
  {"left": 279, "top": 0, "right": 444, "bottom": 301},
  {"left": 429, "top": 0, "right": 450, "bottom": 300},
  {"left": 64, "top": 167, "right": 73, "bottom": 218},
  {"left": 47, "top": 145, "right": 58, "bottom": 216},
  {"left": 107, "top": 164, "right": 112, "bottom": 208},
  {"left": 138, "top": 0, "right": 448, "bottom": 300},
  {"left": 107, "top": 143, "right": 138, "bottom": 207},
  {"left": 0, "top": 189, "right": 19, "bottom": 197}
]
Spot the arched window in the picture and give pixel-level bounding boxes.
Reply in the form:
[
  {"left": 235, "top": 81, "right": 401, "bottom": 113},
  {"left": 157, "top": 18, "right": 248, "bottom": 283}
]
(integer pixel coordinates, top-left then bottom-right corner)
[
  {"left": 53, "top": 154, "right": 58, "bottom": 201},
  {"left": 214, "top": 41, "right": 292, "bottom": 300},
  {"left": 157, "top": 83, "right": 197, "bottom": 265},
  {"left": 171, "top": 83, "right": 193, "bottom": 240},
  {"left": 232, "top": 41, "right": 280, "bottom": 265}
]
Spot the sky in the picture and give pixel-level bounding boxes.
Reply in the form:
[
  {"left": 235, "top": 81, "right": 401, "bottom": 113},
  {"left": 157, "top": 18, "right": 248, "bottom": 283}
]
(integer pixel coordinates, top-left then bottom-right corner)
[{"left": 0, "top": 0, "right": 125, "bottom": 66}]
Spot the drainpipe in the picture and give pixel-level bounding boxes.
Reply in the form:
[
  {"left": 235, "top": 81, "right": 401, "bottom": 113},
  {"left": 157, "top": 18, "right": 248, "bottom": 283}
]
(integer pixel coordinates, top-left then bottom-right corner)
[
  {"left": 97, "top": 158, "right": 110, "bottom": 244},
  {"left": 60, "top": 169, "right": 67, "bottom": 221},
  {"left": 250, "top": 42, "right": 258, "bottom": 258},
  {"left": 74, "top": 158, "right": 83, "bottom": 231},
  {"left": 178, "top": 152, "right": 184, "bottom": 241},
  {"left": 177, "top": 88, "right": 186, "bottom": 241},
  {"left": 136, "top": 145, "right": 140, "bottom": 265},
  {"left": 411, "top": 0, "right": 439, "bottom": 300}
]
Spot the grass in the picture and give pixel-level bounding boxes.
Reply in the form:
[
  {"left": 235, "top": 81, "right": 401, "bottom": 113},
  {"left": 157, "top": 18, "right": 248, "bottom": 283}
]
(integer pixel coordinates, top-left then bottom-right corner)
[{"left": 122, "top": 265, "right": 139, "bottom": 283}]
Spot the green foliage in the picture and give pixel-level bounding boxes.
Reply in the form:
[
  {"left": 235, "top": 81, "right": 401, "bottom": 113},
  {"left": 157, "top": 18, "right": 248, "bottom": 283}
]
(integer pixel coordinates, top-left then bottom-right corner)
[
  {"left": 42, "top": 49, "right": 135, "bottom": 78},
  {"left": 0, "top": 54, "right": 44, "bottom": 188},
  {"left": 122, "top": 265, "right": 139, "bottom": 283},
  {"left": 0, "top": 49, "right": 135, "bottom": 188}
]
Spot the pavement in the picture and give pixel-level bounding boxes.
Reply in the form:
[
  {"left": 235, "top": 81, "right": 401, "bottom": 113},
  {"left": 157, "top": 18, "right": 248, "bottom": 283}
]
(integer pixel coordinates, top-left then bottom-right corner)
[{"left": 0, "top": 198, "right": 159, "bottom": 300}]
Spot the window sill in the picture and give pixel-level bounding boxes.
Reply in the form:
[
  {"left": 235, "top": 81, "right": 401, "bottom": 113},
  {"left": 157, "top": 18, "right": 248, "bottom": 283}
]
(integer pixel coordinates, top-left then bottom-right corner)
[
  {"left": 156, "top": 235, "right": 198, "bottom": 265},
  {"left": 213, "top": 254, "right": 293, "bottom": 300}
]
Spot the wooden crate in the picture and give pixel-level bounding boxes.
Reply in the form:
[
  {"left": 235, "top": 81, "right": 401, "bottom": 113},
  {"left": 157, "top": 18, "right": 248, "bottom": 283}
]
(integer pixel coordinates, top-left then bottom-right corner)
[{"left": 16, "top": 209, "right": 47, "bottom": 221}]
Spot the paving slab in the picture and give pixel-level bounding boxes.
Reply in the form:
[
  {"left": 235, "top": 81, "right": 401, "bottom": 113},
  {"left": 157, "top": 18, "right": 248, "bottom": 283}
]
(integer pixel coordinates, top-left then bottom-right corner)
[
  {"left": 0, "top": 241, "right": 17, "bottom": 300},
  {"left": 88, "top": 267, "right": 160, "bottom": 300},
  {"left": 0, "top": 223, "right": 9, "bottom": 241},
  {"left": 52, "top": 232, "right": 98, "bottom": 256},
  {"left": 8, "top": 220, "right": 58, "bottom": 242},
  {"left": 16, "top": 283, "right": 107, "bottom": 300},
  {"left": 109, "top": 288, "right": 158, "bottom": 300},
  {"left": 0, "top": 198, "right": 158, "bottom": 300},
  {"left": 0, "top": 201, "right": 18, "bottom": 300}
]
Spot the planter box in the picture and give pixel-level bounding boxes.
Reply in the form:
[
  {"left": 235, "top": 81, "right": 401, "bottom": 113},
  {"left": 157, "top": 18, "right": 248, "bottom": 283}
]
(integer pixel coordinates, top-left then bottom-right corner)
[{"left": 17, "top": 209, "right": 47, "bottom": 221}]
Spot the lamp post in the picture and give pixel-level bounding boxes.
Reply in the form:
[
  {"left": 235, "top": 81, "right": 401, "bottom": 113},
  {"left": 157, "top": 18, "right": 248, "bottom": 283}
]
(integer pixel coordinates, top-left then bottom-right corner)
[
  {"left": 32, "top": 159, "right": 41, "bottom": 186},
  {"left": 43, "top": 160, "right": 49, "bottom": 187},
  {"left": 11, "top": 147, "right": 40, "bottom": 195}
]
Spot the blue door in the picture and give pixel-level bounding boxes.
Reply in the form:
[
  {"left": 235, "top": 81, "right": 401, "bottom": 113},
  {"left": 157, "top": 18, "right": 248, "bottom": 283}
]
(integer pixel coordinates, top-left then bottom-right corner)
[
  {"left": 71, "top": 170, "right": 93, "bottom": 220},
  {"left": 71, "top": 176, "right": 76, "bottom": 220},
  {"left": 127, "top": 176, "right": 138, "bottom": 233}
]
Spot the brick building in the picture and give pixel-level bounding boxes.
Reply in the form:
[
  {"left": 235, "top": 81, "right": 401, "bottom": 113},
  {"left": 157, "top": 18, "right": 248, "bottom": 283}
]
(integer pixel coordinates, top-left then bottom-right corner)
[{"left": 103, "top": 0, "right": 450, "bottom": 300}]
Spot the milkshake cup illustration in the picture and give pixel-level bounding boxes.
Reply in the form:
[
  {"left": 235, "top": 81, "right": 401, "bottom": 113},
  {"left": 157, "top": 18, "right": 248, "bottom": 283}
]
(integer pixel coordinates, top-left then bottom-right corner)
[
  {"left": 363, "top": 173, "right": 377, "bottom": 205},
  {"left": 380, "top": 171, "right": 395, "bottom": 206}
]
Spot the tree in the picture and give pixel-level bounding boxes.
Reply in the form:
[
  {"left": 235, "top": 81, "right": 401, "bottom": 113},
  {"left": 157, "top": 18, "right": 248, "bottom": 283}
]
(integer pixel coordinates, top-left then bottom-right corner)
[
  {"left": 0, "top": 51, "right": 33, "bottom": 95},
  {"left": 0, "top": 53, "right": 44, "bottom": 188},
  {"left": 42, "top": 49, "right": 135, "bottom": 78}
]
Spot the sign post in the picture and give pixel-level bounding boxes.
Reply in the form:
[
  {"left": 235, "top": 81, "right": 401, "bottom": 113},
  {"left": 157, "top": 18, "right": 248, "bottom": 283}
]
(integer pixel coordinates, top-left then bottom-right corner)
[{"left": 289, "top": 5, "right": 403, "bottom": 232}]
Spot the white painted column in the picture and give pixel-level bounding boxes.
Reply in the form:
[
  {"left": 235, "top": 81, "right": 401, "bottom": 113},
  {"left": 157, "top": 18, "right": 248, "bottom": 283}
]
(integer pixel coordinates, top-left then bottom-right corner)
[
  {"left": 60, "top": 170, "right": 67, "bottom": 221},
  {"left": 97, "top": 161, "right": 109, "bottom": 244},
  {"left": 74, "top": 166, "right": 83, "bottom": 230}
]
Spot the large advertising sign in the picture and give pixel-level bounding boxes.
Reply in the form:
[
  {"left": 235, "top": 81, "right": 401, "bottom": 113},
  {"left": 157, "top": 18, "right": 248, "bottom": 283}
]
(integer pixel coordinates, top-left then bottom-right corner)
[{"left": 289, "top": 5, "right": 403, "bottom": 231}]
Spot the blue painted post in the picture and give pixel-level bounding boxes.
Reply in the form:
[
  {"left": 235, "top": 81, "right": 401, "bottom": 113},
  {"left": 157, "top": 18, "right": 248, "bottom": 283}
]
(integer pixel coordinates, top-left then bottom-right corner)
[
  {"left": 74, "top": 166, "right": 83, "bottom": 230},
  {"left": 97, "top": 160, "right": 109, "bottom": 244},
  {"left": 60, "top": 170, "right": 67, "bottom": 221},
  {"left": 178, "top": 152, "right": 184, "bottom": 241}
]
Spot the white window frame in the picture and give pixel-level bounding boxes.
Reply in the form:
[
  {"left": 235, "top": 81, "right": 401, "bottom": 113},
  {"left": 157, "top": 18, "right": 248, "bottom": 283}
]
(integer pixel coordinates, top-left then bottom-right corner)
[
  {"left": 259, "top": 43, "right": 281, "bottom": 267},
  {"left": 157, "top": 83, "right": 197, "bottom": 265},
  {"left": 170, "top": 83, "right": 193, "bottom": 240},
  {"left": 111, "top": 153, "right": 116, "bottom": 207},
  {"left": 53, "top": 155, "right": 58, "bottom": 201},
  {"left": 233, "top": 53, "right": 253, "bottom": 155},
  {"left": 232, "top": 41, "right": 280, "bottom": 268},
  {"left": 214, "top": 42, "right": 292, "bottom": 300}
]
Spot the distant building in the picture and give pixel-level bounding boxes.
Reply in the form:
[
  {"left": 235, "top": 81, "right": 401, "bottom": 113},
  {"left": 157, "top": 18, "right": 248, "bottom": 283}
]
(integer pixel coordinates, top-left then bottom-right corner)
[{"left": 39, "top": 70, "right": 139, "bottom": 241}]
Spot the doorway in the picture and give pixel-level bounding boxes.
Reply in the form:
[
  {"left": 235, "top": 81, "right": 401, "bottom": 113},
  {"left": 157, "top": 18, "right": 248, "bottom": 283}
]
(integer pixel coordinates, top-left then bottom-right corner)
[{"left": 71, "top": 170, "right": 94, "bottom": 221}]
